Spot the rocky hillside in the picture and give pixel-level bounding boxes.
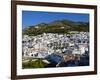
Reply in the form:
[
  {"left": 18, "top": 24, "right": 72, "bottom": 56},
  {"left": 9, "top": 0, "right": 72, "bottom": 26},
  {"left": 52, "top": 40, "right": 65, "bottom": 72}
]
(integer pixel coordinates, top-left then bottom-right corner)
[{"left": 23, "top": 19, "right": 89, "bottom": 36}]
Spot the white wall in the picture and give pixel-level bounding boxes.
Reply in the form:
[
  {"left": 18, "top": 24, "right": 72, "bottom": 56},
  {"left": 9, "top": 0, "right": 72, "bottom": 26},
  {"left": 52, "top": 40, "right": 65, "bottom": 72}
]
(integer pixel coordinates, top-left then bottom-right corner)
[{"left": 0, "top": 0, "right": 99, "bottom": 80}]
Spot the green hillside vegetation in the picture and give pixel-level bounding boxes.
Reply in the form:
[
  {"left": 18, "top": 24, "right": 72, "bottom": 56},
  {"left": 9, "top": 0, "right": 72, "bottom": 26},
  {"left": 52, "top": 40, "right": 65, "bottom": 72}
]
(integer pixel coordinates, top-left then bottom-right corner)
[
  {"left": 22, "top": 59, "right": 48, "bottom": 69},
  {"left": 23, "top": 20, "right": 89, "bottom": 36}
]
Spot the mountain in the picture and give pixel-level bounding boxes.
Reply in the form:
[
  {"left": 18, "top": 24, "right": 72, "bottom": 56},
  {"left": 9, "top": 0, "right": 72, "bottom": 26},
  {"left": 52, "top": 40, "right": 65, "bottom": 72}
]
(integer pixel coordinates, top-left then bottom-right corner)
[{"left": 23, "top": 19, "right": 89, "bottom": 36}]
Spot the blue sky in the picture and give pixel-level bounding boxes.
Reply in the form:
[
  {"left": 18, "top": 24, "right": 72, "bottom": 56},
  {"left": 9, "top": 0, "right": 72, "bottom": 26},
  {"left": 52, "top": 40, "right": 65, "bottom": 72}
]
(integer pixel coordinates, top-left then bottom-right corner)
[{"left": 22, "top": 11, "right": 89, "bottom": 29}]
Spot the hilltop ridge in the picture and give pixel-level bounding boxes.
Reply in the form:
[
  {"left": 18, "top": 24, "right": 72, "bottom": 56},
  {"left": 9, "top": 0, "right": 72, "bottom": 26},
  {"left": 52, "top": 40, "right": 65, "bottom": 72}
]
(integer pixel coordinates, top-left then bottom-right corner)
[{"left": 23, "top": 19, "right": 89, "bottom": 36}]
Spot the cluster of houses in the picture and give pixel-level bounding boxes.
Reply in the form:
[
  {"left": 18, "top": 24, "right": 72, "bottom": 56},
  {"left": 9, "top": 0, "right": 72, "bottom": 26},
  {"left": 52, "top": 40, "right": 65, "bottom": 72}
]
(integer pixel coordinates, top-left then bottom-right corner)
[{"left": 22, "top": 31, "right": 89, "bottom": 67}]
